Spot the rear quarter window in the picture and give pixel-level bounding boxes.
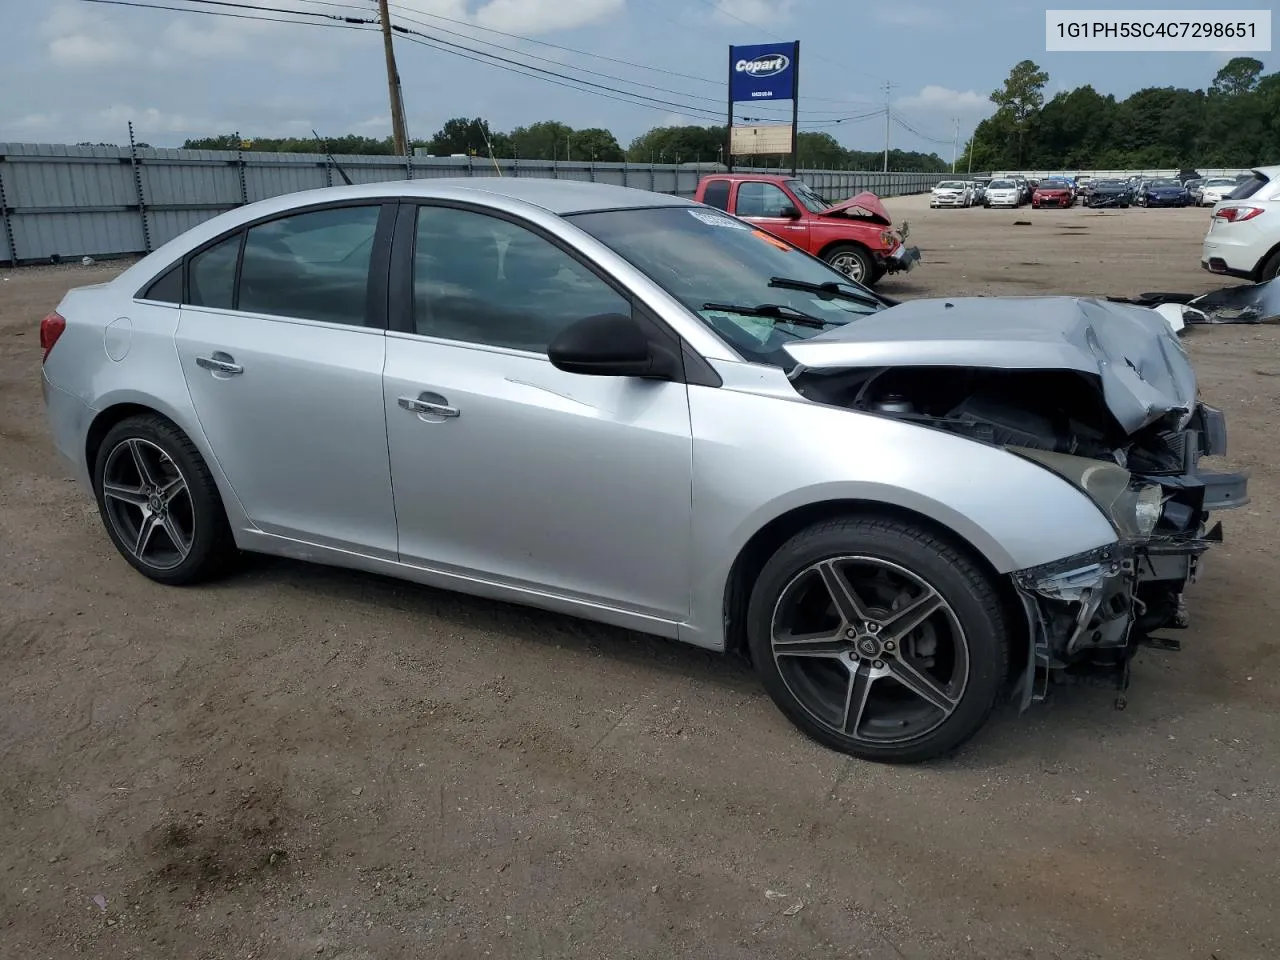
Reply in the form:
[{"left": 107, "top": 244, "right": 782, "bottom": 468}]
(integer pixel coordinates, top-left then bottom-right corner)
[
  {"left": 701, "top": 179, "right": 731, "bottom": 211},
  {"left": 1229, "top": 172, "right": 1271, "bottom": 201}
]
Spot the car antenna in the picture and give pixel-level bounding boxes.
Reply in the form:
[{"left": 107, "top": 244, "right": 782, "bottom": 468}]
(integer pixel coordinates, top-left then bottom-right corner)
[{"left": 313, "top": 129, "right": 354, "bottom": 186}]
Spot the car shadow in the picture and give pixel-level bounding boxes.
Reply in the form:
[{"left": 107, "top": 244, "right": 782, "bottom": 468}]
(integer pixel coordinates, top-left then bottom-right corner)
[{"left": 212, "top": 552, "right": 761, "bottom": 695}]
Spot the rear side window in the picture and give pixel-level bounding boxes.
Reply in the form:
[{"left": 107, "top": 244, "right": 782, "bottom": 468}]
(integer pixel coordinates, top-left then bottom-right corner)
[
  {"left": 1229, "top": 172, "right": 1271, "bottom": 201},
  {"left": 702, "top": 179, "right": 731, "bottom": 211},
  {"left": 141, "top": 263, "right": 182, "bottom": 304},
  {"left": 187, "top": 232, "right": 242, "bottom": 310},
  {"left": 237, "top": 205, "right": 381, "bottom": 326}
]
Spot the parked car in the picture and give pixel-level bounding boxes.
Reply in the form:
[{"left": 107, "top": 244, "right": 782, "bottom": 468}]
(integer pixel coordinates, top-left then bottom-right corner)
[
  {"left": 1198, "top": 177, "right": 1240, "bottom": 207},
  {"left": 1084, "top": 179, "right": 1132, "bottom": 208},
  {"left": 1202, "top": 164, "right": 1280, "bottom": 282},
  {"left": 984, "top": 178, "right": 1022, "bottom": 208},
  {"left": 1184, "top": 178, "right": 1206, "bottom": 203},
  {"left": 1031, "top": 178, "right": 1075, "bottom": 208},
  {"left": 38, "top": 177, "right": 1247, "bottom": 763},
  {"left": 693, "top": 173, "right": 919, "bottom": 286},
  {"left": 1075, "top": 175, "right": 1094, "bottom": 199},
  {"left": 969, "top": 180, "right": 987, "bottom": 205},
  {"left": 930, "top": 180, "right": 973, "bottom": 208},
  {"left": 1137, "top": 178, "right": 1190, "bottom": 207}
]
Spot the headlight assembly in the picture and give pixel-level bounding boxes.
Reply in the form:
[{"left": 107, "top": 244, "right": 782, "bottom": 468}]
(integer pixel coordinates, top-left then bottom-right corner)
[{"left": 1009, "top": 447, "right": 1164, "bottom": 539}]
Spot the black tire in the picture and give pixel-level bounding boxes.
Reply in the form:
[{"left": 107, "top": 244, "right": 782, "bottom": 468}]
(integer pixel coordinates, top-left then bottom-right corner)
[
  {"left": 1260, "top": 250, "right": 1280, "bottom": 283},
  {"left": 822, "top": 244, "right": 876, "bottom": 287},
  {"left": 746, "top": 515, "right": 1010, "bottom": 763},
  {"left": 92, "top": 413, "right": 238, "bottom": 585}
]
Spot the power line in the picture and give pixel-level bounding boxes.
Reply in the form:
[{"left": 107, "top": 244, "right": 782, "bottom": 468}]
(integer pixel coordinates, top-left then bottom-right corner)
[{"left": 77, "top": 0, "right": 375, "bottom": 26}]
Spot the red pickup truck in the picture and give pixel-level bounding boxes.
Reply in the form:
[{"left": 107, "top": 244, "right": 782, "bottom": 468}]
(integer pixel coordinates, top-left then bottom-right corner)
[{"left": 692, "top": 173, "right": 920, "bottom": 286}]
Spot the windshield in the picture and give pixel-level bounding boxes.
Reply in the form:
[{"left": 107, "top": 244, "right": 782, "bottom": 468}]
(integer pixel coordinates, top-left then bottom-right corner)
[
  {"left": 785, "top": 179, "right": 831, "bottom": 214},
  {"left": 1095, "top": 180, "right": 1122, "bottom": 187},
  {"left": 936, "top": 181, "right": 966, "bottom": 189},
  {"left": 1149, "top": 179, "right": 1179, "bottom": 188},
  {"left": 1040, "top": 180, "right": 1068, "bottom": 188},
  {"left": 566, "top": 205, "right": 883, "bottom": 369},
  {"left": 988, "top": 180, "right": 1015, "bottom": 189},
  {"left": 1205, "top": 178, "right": 1237, "bottom": 187}
]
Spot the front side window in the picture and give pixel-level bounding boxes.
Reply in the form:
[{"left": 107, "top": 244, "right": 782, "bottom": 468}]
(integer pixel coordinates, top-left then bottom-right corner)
[
  {"left": 702, "top": 179, "right": 731, "bottom": 211},
  {"left": 237, "top": 205, "right": 381, "bottom": 326},
  {"left": 412, "top": 205, "right": 630, "bottom": 352},
  {"left": 187, "top": 232, "right": 241, "bottom": 310},
  {"left": 736, "top": 182, "right": 795, "bottom": 218}
]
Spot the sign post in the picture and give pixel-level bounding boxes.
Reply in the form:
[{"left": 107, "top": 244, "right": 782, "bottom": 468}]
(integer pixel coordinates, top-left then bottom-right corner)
[{"left": 726, "top": 41, "right": 800, "bottom": 175}]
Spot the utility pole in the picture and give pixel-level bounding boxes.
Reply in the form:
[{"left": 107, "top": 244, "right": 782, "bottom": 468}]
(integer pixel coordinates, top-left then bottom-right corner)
[
  {"left": 377, "top": 0, "right": 409, "bottom": 155},
  {"left": 951, "top": 117, "right": 959, "bottom": 173},
  {"left": 882, "top": 81, "right": 894, "bottom": 172}
]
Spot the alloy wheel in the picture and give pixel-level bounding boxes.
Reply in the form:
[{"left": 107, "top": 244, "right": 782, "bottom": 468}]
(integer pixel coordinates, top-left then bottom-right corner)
[
  {"left": 829, "top": 252, "right": 866, "bottom": 283},
  {"left": 769, "top": 556, "right": 969, "bottom": 745},
  {"left": 101, "top": 437, "right": 195, "bottom": 571}
]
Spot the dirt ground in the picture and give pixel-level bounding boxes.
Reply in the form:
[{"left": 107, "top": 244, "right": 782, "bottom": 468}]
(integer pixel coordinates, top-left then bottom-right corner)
[{"left": 3, "top": 196, "right": 1279, "bottom": 960}]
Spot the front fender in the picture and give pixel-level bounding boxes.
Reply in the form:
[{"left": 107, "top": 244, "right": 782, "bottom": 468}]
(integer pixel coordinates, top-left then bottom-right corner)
[{"left": 681, "top": 368, "right": 1118, "bottom": 650}]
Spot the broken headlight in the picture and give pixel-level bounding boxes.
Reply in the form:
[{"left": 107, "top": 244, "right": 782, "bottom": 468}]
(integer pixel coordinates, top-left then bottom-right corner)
[{"left": 1009, "top": 448, "right": 1163, "bottom": 539}]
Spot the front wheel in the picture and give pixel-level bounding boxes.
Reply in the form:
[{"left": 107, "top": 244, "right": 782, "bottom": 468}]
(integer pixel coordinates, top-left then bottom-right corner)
[
  {"left": 746, "top": 516, "right": 1010, "bottom": 763},
  {"left": 823, "top": 244, "right": 875, "bottom": 286},
  {"left": 1260, "top": 250, "right": 1280, "bottom": 283},
  {"left": 92, "top": 414, "right": 239, "bottom": 585}
]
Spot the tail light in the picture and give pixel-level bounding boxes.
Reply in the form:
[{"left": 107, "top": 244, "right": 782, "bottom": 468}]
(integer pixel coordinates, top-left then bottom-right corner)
[
  {"left": 40, "top": 311, "right": 66, "bottom": 363},
  {"left": 1213, "top": 206, "right": 1264, "bottom": 223}
]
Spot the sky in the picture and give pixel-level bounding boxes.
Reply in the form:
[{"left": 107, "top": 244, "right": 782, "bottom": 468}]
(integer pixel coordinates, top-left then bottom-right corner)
[{"left": 0, "top": 0, "right": 1275, "bottom": 157}]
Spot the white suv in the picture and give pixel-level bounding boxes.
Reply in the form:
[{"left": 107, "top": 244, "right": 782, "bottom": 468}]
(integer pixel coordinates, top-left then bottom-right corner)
[{"left": 1202, "top": 165, "right": 1280, "bottom": 283}]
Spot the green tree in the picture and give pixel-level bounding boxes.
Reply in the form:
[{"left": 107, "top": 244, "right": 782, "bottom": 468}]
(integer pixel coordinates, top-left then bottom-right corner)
[
  {"left": 626, "top": 125, "right": 727, "bottom": 163},
  {"left": 1211, "top": 56, "right": 1264, "bottom": 97},
  {"left": 990, "top": 59, "right": 1049, "bottom": 165},
  {"left": 568, "top": 127, "right": 625, "bottom": 162},
  {"left": 509, "top": 121, "right": 575, "bottom": 160}
]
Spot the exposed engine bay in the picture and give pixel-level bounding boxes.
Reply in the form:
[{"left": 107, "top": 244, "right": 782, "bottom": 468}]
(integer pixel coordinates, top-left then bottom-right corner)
[{"left": 791, "top": 362, "right": 1250, "bottom": 704}]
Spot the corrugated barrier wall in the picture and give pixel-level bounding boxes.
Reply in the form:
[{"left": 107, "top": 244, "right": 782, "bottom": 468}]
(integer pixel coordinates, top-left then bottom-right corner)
[{"left": 0, "top": 142, "right": 950, "bottom": 265}]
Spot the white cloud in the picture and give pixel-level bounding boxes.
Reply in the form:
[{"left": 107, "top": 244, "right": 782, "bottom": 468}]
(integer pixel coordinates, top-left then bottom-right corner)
[
  {"left": 96, "top": 105, "right": 221, "bottom": 135},
  {"left": 710, "top": 0, "right": 797, "bottom": 26},
  {"left": 43, "top": 5, "right": 137, "bottom": 68},
  {"left": 873, "top": 5, "right": 939, "bottom": 28},
  {"left": 895, "top": 85, "right": 988, "bottom": 114},
  {"left": 475, "top": 0, "right": 624, "bottom": 33}
]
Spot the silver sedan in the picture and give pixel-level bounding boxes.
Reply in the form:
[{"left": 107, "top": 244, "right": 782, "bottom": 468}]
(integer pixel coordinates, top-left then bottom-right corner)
[{"left": 39, "top": 178, "right": 1247, "bottom": 762}]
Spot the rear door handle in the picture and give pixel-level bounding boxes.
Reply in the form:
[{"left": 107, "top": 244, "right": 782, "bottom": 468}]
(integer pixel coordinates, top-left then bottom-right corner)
[
  {"left": 398, "top": 392, "right": 460, "bottom": 419},
  {"left": 196, "top": 352, "right": 244, "bottom": 376}
]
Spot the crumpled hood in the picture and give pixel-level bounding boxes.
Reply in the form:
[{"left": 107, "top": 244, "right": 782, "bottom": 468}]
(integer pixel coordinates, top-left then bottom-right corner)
[
  {"left": 822, "top": 191, "right": 892, "bottom": 225},
  {"left": 783, "top": 296, "right": 1196, "bottom": 434}
]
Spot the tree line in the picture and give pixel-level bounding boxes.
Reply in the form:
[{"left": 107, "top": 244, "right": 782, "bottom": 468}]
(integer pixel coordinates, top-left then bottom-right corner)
[
  {"left": 962, "top": 56, "right": 1280, "bottom": 170},
  {"left": 181, "top": 120, "right": 947, "bottom": 172}
]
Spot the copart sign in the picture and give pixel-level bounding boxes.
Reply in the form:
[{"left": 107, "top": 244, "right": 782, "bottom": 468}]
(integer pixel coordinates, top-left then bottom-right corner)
[{"left": 729, "top": 41, "right": 799, "bottom": 102}]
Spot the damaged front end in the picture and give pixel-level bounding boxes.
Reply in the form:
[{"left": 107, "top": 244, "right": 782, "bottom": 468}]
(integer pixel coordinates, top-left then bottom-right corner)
[
  {"left": 1110, "top": 276, "right": 1280, "bottom": 326},
  {"left": 1006, "top": 405, "right": 1245, "bottom": 706},
  {"left": 783, "top": 295, "right": 1250, "bottom": 707}
]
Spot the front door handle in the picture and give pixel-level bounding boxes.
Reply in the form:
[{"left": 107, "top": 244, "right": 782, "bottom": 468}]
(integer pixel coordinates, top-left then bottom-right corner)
[
  {"left": 398, "top": 392, "right": 460, "bottom": 420},
  {"left": 196, "top": 352, "right": 244, "bottom": 376}
]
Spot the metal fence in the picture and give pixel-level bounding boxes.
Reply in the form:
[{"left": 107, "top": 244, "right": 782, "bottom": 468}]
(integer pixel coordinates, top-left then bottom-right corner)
[{"left": 0, "top": 143, "right": 950, "bottom": 266}]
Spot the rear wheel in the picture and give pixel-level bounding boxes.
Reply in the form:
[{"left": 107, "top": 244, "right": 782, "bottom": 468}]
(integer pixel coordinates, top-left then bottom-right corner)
[
  {"left": 1260, "top": 250, "right": 1280, "bottom": 283},
  {"left": 746, "top": 516, "right": 1010, "bottom": 763},
  {"left": 92, "top": 414, "right": 238, "bottom": 585},
  {"left": 823, "top": 244, "right": 875, "bottom": 286}
]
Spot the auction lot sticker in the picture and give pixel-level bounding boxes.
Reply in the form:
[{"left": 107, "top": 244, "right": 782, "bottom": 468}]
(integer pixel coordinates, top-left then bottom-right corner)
[{"left": 1045, "top": 9, "right": 1271, "bottom": 51}]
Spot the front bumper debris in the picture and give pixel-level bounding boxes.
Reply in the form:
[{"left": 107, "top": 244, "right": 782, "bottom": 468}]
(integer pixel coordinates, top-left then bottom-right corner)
[
  {"left": 1109, "top": 277, "right": 1280, "bottom": 325},
  {"left": 1008, "top": 405, "right": 1249, "bottom": 709},
  {"left": 883, "top": 243, "right": 921, "bottom": 273}
]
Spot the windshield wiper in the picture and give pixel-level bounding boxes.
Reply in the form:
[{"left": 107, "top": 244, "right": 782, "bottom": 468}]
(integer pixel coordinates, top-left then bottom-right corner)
[
  {"left": 701, "top": 301, "right": 832, "bottom": 330},
  {"left": 767, "top": 276, "right": 882, "bottom": 307}
]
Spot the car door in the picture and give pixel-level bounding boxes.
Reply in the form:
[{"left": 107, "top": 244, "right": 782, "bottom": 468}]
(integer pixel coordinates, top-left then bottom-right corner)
[
  {"left": 382, "top": 201, "right": 695, "bottom": 621},
  {"left": 174, "top": 201, "right": 400, "bottom": 559},
  {"left": 734, "top": 181, "right": 811, "bottom": 249}
]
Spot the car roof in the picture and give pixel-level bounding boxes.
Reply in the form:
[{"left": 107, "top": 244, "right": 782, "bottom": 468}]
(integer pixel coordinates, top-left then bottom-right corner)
[
  {"left": 700, "top": 173, "right": 795, "bottom": 184},
  {"left": 250, "top": 177, "right": 698, "bottom": 215}
]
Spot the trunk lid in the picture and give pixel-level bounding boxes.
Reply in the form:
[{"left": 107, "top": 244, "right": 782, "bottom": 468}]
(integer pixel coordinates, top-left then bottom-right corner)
[{"left": 783, "top": 296, "right": 1196, "bottom": 434}]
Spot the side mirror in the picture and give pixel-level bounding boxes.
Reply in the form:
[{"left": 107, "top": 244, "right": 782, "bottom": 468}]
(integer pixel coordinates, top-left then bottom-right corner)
[
  {"left": 547, "top": 313, "right": 676, "bottom": 379},
  {"left": 779, "top": 204, "right": 802, "bottom": 220}
]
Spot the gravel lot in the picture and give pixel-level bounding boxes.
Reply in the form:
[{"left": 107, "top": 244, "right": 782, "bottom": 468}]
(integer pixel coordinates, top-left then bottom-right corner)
[{"left": 3, "top": 195, "right": 1278, "bottom": 960}]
